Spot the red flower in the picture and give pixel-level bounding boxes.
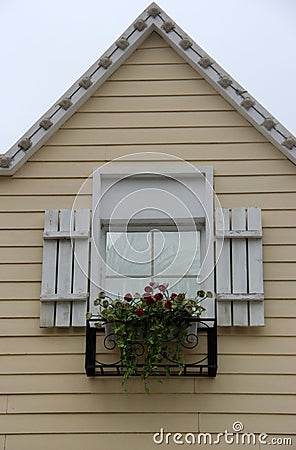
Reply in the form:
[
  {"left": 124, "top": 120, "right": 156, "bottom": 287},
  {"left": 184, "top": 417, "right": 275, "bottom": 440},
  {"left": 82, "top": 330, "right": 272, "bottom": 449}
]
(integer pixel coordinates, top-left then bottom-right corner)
[
  {"left": 135, "top": 307, "right": 144, "bottom": 317},
  {"left": 144, "top": 285, "right": 153, "bottom": 293},
  {"left": 154, "top": 292, "right": 163, "bottom": 301},
  {"left": 164, "top": 300, "right": 172, "bottom": 309},
  {"left": 146, "top": 296, "right": 155, "bottom": 306},
  {"left": 124, "top": 293, "right": 133, "bottom": 302},
  {"left": 170, "top": 293, "right": 177, "bottom": 300},
  {"left": 158, "top": 284, "right": 166, "bottom": 292}
]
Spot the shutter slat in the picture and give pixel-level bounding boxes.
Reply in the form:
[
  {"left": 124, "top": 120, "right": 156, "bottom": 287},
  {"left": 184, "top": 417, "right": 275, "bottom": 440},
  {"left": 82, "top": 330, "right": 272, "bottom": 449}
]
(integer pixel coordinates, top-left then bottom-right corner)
[
  {"left": 215, "top": 208, "right": 232, "bottom": 326},
  {"left": 40, "top": 210, "right": 58, "bottom": 327},
  {"left": 248, "top": 207, "right": 264, "bottom": 326},
  {"left": 231, "top": 208, "right": 248, "bottom": 326},
  {"left": 55, "top": 210, "right": 73, "bottom": 327},
  {"left": 72, "top": 209, "right": 90, "bottom": 327}
]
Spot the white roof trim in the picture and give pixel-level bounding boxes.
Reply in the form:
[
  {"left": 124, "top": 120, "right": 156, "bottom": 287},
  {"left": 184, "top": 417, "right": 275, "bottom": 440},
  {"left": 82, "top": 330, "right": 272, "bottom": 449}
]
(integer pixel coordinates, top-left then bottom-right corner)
[{"left": 1, "top": 2, "right": 296, "bottom": 175}]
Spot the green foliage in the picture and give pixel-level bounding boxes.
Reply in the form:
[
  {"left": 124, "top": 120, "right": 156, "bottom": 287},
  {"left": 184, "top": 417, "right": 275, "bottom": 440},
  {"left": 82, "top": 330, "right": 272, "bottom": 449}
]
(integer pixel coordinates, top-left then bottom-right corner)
[{"left": 89, "top": 283, "right": 210, "bottom": 393}]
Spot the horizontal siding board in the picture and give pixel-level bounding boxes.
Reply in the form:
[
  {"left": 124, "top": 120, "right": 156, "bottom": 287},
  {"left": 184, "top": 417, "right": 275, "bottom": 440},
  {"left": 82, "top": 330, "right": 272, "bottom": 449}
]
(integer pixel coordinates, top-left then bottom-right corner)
[
  {"left": 0, "top": 411, "right": 295, "bottom": 435},
  {"left": 0, "top": 212, "right": 44, "bottom": 229},
  {"left": 265, "top": 281, "right": 296, "bottom": 298},
  {"left": 80, "top": 95, "right": 234, "bottom": 112},
  {"left": 30, "top": 143, "right": 283, "bottom": 162},
  {"left": 0, "top": 354, "right": 84, "bottom": 374},
  {"left": 0, "top": 230, "right": 43, "bottom": 247},
  {"left": 47, "top": 127, "right": 266, "bottom": 146},
  {"left": 219, "top": 336, "right": 296, "bottom": 354},
  {"left": 196, "top": 394, "right": 296, "bottom": 414},
  {"left": 7, "top": 393, "right": 296, "bottom": 414},
  {"left": 6, "top": 174, "right": 296, "bottom": 195},
  {"left": 0, "top": 282, "right": 41, "bottom": 300},
  {"left": 123, "top": 46, "right": 185, "bottom": 64},
  {"left": 263, "top": 262, "right": 296, "bottom": 280},
  {"left": 0, "top": 178, "right": 92, "bottom": 195},
  {"left": 0, "top": 336, "right": 84, "bottom": 355},
  {"left": 0, "top": 373, "right": 195, "bottom": 394},
  {"left": 110, "top": 63, "right": 202, "bottom": 80},
  {"left": 218, "top": 318, "right": 296, "bottom": 336},
  {"left": 264, "top": 299, "right": 296, "bottom": 317},
  {"left": 63, "top": 111, "right": 250, "bottom": 129},
  {"left": 218, "top": 193, "right": 296, "bottom": 209},
  {"left": 215, "top": 175, "right": 296, "bottom": 193},
  {"left": 0, "top": 264, "right": 41, "bottom": 281},
  {"left": 1, "top": 354, "right": 295, "bottom": 376},
  {"left": 0, "top": 318, "right": 74, "bottom": 336},
  {"left": 95, "top": 79, "right": 217, "bottom": 96},
  {"left": 0, "top": 248, "right": 42, "bottom": 263},
  {"left": 0, "top": 196, "right": 91, "bottom": 212},
  {"left": 0, "top": 300, "right": 39, "bottom": 317},
  {"left": 15, "top": 159, "right": 296, "bottom": 178},
  {"left": 263, "top": 228, "right": 296, "bottom": 245},
  {"left": 263, "top": 210, "right": 296, "bottom": 227},
  {"left": 0, "top": 412, "right": 198, "bottom": 434},
  {"left": 218, "top": 355, "right": 296, "bottom": 374},
  {"left": 0, "top": 373, "right": 292, "bottom": 394},
  {"left": 194, "top": 374, "right": 296, "bottom": 395}
]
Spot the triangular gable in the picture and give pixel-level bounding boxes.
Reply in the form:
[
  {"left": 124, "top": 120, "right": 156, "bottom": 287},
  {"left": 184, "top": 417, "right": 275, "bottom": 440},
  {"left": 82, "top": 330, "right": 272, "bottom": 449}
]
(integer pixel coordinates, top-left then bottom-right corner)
[{"left": 1, "top": 2, "right": 295, "bottom": 175}]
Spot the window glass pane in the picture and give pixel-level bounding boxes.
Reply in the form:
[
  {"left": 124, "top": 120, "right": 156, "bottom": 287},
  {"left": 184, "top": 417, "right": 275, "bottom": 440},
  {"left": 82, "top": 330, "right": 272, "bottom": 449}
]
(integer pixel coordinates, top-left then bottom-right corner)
[
  {"left": 153, "top": 231, "right": 200, "bottom": 276},
  {"left": 106, "top": 232, "right": 152, "bottom": 276},
  {"left": 104, "top": 277, "right": 149, "bottom": 299},
  {"left": 105, "top": 229, "right": 201, "bottom": 297}
]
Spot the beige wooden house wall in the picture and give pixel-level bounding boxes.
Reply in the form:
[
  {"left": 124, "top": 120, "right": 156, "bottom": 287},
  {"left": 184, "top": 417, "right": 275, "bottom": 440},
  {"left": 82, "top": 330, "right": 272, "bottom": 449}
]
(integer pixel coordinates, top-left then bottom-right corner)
[{"left": 0, "top": 33, "right": 295, "bottom": 449}]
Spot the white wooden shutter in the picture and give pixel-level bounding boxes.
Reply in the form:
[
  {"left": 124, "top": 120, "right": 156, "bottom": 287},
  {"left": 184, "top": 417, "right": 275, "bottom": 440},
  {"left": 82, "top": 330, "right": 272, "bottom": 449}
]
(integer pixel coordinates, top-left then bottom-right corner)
[
  {"left": 215, "top": 207, "right": 264, "bottom": 327},
  {"left": 40, "top": 209, "right": 90, "bottom": 327}
]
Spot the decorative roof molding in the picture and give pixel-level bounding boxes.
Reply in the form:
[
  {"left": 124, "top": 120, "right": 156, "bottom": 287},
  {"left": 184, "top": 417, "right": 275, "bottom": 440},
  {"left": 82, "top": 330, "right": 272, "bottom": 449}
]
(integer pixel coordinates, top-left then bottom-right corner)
[
  {"left": 39, "top": 118, "right": 53, "bottom": 130},
  {"left": 1, "top": 2, "right": 296, "bottom": 175}
]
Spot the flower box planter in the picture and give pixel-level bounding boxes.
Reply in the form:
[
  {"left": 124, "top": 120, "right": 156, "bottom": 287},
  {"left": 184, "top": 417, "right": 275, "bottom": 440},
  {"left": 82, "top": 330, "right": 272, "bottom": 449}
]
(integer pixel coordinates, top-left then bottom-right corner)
[
  {"left": 85, "top": 285, "right": 216, "bottom": 392},
  {"left": 85, "top": 317, "right": 217, "bottom": 378}
]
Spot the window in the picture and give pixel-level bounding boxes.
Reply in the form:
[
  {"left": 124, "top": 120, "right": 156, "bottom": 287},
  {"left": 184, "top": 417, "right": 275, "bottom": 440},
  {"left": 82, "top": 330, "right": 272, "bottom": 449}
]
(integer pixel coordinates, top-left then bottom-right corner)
[
  {"left": 90, "top": 162, "right": 214, "bottom": 316},
  {"left": 104, "top": 223, "right": 201, "bottom": 297}
]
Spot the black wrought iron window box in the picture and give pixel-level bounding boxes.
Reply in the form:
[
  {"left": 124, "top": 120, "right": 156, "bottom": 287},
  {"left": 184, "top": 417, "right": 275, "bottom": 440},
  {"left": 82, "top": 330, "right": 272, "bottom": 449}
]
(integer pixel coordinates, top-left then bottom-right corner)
[{"left": 85, "top": 317, "right": 217, "bottom": 378}]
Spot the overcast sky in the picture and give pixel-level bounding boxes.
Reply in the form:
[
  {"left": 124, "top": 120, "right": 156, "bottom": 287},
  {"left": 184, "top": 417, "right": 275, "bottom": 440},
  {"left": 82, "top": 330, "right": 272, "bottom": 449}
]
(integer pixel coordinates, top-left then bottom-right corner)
[{"left": 1, "top": 0, "right": 296, "bottom": 153}]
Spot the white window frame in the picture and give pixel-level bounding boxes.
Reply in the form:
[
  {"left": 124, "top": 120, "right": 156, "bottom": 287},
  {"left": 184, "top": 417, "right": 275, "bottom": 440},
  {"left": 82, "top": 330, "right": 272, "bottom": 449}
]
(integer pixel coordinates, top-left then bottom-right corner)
[{"left": 90, "top": 165, "right": 214, "bottom": 317}]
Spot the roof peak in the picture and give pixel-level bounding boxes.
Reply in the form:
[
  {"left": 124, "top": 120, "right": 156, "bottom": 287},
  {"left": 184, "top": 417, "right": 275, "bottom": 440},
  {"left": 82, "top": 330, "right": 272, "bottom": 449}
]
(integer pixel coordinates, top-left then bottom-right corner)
[{"left": 1, "top": 3, "right": 296, "bottom": 174}]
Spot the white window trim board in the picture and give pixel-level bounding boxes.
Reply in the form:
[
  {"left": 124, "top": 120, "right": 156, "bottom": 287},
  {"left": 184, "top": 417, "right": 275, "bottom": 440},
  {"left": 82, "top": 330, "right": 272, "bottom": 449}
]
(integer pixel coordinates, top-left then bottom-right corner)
[{"left": 90, "top": 166, "right": 215, "bottom": 317}]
